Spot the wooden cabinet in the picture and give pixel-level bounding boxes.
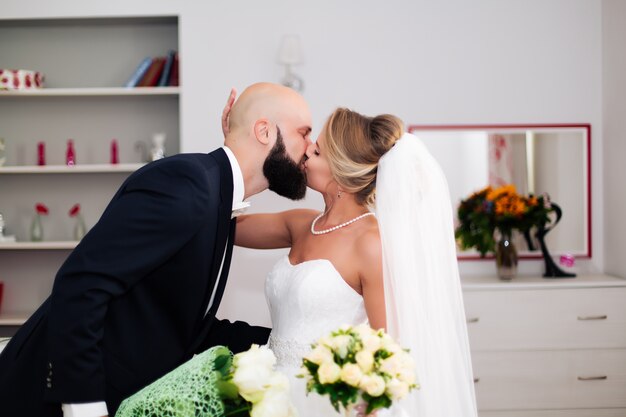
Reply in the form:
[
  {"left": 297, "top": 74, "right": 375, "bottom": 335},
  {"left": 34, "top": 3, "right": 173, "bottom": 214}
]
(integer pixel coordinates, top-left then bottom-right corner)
[{"left": 462, "top": 275, "right": 626, "bottom": 416}]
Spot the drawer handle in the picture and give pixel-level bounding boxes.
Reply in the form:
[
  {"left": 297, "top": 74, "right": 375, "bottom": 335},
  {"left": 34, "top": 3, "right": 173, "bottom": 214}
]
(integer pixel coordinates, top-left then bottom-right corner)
[
  {"left": 473, "top": 378, "right": 480, "bottom": 383},
  {"left": 577, "top": 375, "right": 607, "bottom": 381},
  {"left": 577, "top": 315, "right": 608, "bottom": 321},
  {"left": 467, "top": 317, "right": 479, "bottom": 323}
]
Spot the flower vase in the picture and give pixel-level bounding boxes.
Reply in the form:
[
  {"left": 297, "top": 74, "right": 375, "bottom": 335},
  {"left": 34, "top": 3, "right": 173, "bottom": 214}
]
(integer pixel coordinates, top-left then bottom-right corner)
[
  {"left": 30, "top": 214, "right": 44, "bottom": 242},
  {"left": 495, "top": 231, "right": 518, "bottom": 280},
  {"left": 74, "top": 214, "right": 86, "bottom": 241}
]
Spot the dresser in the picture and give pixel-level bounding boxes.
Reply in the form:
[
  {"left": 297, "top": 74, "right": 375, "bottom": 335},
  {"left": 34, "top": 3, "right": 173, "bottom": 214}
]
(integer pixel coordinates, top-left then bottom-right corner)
[{"left": 462, "top": 275, "right": 626, "bottom": 416}]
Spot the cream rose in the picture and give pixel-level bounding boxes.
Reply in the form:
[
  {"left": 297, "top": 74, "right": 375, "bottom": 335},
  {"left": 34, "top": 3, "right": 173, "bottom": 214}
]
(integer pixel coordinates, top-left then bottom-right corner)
[
  {"left": 340, "top": 363, "right": 363, "bottom": 387},
  {"left": 380, "top": 355, "right": 402, "bottom": 377},
  {"left": 232, "top": 345, "right": 277, "bottom": 403},
  {"left": 362, "top": 334, "right": 382, "bottom": 353},
  {"left": 250, "top": 386, "right": 297, "bottom": 417},
  {"left": 305, "top": 344, "right": 334, "bottom": 365},
  {"left": 359, "top": 374, "right": 386, "bottom": 397},
  {"left": 317, "top": 362, "right": 342, "bottom": 384},
  {"left": 331, "top": 335, "right": 352, "bottom": 359},
  {"left": 386, "top": 378, "right": 409, "bottom": 400},
  {"left": 355, "top": 350, "right": 375, "bottom": 373}
]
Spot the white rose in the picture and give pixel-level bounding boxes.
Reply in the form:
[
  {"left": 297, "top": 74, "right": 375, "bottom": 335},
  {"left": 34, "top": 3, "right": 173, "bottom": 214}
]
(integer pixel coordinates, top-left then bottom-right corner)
[
  {"left": 331, "top": 335, "right": 352, "bottom": 359},
  {"left": 318, "top": 335, "right": 334, "bottom": 348},
  {"left": 359, "top": 374, "right": 386, "bottom": 397},
  {"left": 353, "top": 324, "right": 374, "bottom": 340},
  {"left": 380, "top": 356, "right": 402, "bottom": 377},
  {"left": 234, "top": 344, "right": 276, "bottom": 371},
  {"left": 232, "top": 345, "right": 277, "bottom": 403},
  {"left": 397, "top": 367, "right": 417, "bottom": 385},
  {"left": 381, "top": 334, "right": 402, "bottom": 354},
  {"left": 362, "top": 334, "right": 382, "bottom": 353},
  {"left": 386, "top": 378, "right": 409, "bottom": 400},
  {"left": 305, "top": 344, "right": 334, "bottom": 365},
  {"left": 398, "top": 351, "right": 416, "bottom": 369},
  {"left": 317, "top": 362, "right": 341, "bottom": 384},
  {"left": 267, "top": 371, "right": 290, "bottom": 390},
  {"left": 355, "top": 350, "right": 374, "bottom": 373},
  {"left": 250, "top": 387, "right": 295, "bottom": 417},
  {"left": 340, "top": 363, "right": 363, "bottom": 387}
]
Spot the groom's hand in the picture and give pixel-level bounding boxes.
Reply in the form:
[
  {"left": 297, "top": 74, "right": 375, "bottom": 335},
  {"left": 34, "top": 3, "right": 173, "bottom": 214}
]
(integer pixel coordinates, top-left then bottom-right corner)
[{"left": 221, "top": 87, "right": 237, "bottom": 138}]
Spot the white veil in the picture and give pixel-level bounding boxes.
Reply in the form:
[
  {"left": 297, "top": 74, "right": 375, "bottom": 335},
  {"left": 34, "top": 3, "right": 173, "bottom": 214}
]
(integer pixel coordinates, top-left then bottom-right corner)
[{"left": 376, "top": 133, "right": 478, "bottom": 416}]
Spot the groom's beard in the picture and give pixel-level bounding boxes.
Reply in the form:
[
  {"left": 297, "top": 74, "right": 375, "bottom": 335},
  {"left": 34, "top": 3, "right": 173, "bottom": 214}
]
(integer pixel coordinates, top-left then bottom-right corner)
[{"left": 263, "top": 127, "right": 307, "bottom": 200}]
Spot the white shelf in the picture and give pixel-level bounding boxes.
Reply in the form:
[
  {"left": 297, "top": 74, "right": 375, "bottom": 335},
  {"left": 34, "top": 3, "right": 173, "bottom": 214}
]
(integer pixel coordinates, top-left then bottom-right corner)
[
  {"left": 0, "top": 87, "right": 180, "bottom": 97},
  {"left": 0, "top": 241, "right": 78, "bottom": 250},
  {"left": 0, "top": 163, "right": 145, "bottom": 174},
  {"left": 461, "top": 274, "right": 626, "bottom": 291},
  {"left": 0, "top": 312, "right": 30, "bottom": 326}
]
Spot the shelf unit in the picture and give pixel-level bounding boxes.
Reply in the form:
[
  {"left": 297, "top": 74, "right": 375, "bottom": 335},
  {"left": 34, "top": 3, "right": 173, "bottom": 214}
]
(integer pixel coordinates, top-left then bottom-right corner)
[
  {"left": 0, "top": 16, "right": 180, "bottom": 334},
  {"left": 0, "top": 163, "right": 145, "bottom": 174}
]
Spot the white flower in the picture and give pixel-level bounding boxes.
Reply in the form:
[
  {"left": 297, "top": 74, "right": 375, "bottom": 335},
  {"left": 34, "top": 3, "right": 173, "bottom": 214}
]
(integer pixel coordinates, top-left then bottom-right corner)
[
  {"left": 381, "top": 334, "right": 402, "bottom": 354},
  {"left": 359, "top": 374, "right": 386, "bottom": 397},
  {"left": 354, "top": 323, "right": 374, "bottom": 341},
  {"left": 340, "top": 363, "right": 363, "bottom": 387},
  {"left": 234, "top": 344, "right": 276, "bottom": 370},
  {"left": 317, "top": 362, "right": 342, "bottom": 384},
  {"left": 267, "top": 371, "right": 290, "bottom": 391},
  {"left": 397, "top": 367, "right": 417, "bottom": 385},
  {"left": 305, "top": 344, "right": 334, "bottom": 365},
  {"left": 250, "top": 386, "right": 297, "bottom": 417},
  {"left": 355, "top": 350, "right": 374, "bottom": 373},
  {"left": 380, "top": 355, "right": 402, "bottom": 377},
  {"left": 331, "top": 335, "right": 352, "bottom": 359},
  {"left": 232, "top": 345, "right": 276, "bottom": 403},
  {"left": 386, "top": 378, "right": 409, "bottom": 400},
  {"left": 362, "top": 334, "right": 382, "bottom": 353}
]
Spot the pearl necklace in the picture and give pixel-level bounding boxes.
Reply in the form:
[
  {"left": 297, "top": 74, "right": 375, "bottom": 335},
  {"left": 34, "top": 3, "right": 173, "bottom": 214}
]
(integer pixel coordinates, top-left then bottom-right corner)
[{"left": 310, "top": 212, "right": 375, "bottom": 235}]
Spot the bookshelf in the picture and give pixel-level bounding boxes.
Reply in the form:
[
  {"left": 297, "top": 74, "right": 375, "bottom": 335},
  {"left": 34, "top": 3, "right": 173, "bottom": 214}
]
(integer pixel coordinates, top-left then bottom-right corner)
[{"left": 0, "top": 16, "right": 180, "bottom": 334}]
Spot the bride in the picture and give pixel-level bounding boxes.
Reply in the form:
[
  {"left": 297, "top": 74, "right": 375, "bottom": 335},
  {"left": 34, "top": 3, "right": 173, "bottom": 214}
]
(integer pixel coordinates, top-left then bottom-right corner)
[{"left": 225, "top": 101, "right": 478, "bottom": 416}]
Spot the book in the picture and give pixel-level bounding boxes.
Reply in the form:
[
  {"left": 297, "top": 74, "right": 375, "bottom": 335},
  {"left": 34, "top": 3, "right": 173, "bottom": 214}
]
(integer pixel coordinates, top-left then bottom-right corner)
[
  {"left": 124, "top": 57, "right": 152, "bottom": 88},
  {"left": 168, "top": 53, "right": 179, "bottom": 87},
  {"left": 137, "top": 57, "right": 166, "bottom": 87},
  {"left": 158, "top": 50, "right": 176, "bottom": 87}
]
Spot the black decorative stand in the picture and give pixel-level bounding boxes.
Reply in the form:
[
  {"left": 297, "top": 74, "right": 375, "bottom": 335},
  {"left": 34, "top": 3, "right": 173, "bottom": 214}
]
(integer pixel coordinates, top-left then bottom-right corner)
[{"left": 535, "top": 203, "right": 576, "bottom": 278}]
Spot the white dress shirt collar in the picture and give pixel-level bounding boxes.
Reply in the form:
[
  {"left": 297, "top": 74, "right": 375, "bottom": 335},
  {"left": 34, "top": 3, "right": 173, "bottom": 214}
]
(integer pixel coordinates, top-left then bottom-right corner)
[{"left": 222, "top": 146, "right": 250, "bottom": 215}]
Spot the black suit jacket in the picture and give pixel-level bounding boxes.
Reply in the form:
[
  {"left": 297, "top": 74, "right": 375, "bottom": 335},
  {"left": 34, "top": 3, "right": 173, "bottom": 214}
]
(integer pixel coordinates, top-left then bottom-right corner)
[{"left": 0, "top": 149, "right": 270, "bottom": 417}]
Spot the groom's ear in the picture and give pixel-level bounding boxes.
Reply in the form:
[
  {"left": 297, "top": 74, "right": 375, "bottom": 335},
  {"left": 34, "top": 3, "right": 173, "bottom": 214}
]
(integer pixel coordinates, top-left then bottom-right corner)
[{"left": 253, "top": 119, "right": 271, "bottom": 146}]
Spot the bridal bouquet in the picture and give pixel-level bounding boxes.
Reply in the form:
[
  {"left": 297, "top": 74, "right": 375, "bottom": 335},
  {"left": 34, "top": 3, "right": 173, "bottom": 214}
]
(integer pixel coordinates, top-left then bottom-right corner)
[
  {"left": 299, "top": 324, "right": 418, "bottom": 415},
  {"left": 116, "top": 344, "right": 297, "bottom": 417}
]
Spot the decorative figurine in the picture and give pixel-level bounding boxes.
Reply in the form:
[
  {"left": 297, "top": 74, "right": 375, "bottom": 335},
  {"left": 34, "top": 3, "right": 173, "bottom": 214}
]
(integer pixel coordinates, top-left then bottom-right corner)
[
  {"left": 0, "top": 212, "right": 16, "bottom": 242},
  {"left": 150, "top": 133, "right": 166, "bottom": 161},
  {"left": 536, "top": 202, "right": 576, "bottom": 278},
  {"left": 37, "top": 141, "right": 46, "bottom": 166},
  {"left": 66, "top": 139, "right": 76, "bottom": 166},
  {"left": 111, "top": 139, "right": 119, "bottom": 164}
]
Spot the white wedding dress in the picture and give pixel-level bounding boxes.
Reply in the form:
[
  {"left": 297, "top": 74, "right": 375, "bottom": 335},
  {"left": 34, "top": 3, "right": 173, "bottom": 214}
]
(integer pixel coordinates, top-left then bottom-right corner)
[{"left": 266, "top": 254, "right": 369, "bottom": 417}]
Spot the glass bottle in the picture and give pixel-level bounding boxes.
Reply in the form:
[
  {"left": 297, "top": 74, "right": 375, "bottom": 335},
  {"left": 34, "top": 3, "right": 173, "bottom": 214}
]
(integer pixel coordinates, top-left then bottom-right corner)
[{"left": 66, "top": 139, "right": 76, "bottom": 166}]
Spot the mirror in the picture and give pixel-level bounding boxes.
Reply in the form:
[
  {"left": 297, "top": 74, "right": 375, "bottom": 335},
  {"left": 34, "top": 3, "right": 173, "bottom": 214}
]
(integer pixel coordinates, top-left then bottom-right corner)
[{"left": 407, "top": 124, "right": 591, "bottom": 259}]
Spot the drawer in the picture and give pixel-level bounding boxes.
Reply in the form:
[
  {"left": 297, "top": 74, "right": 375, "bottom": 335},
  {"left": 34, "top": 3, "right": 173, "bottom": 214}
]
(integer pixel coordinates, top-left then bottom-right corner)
[
  {"left": 464, "top": 288, "right": 626, "bottom": 350},
  {"left": 472, "top": 349, "right": 626, "bottom": 410},
  {"left": 480, "top": 409, "right": 626, "bottom": 417}
]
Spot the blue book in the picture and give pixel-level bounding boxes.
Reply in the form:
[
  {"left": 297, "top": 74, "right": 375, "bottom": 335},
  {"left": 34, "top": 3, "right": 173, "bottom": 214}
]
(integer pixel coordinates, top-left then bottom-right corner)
[
  {"left": 158, "top": 50, "right": 176, "bottom": 87},
  {"left": 124, "top": 57, "right": 152, "bottom": 88}
]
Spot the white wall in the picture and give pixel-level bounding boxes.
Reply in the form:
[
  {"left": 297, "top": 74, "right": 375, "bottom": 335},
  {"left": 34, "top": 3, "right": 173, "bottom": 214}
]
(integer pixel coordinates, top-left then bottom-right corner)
[
  {"left": 1, "top": 0, "right": 605, "bottom": 326},
  {"left": 602, "top": 0, "right": 626, "bottom": 279}
]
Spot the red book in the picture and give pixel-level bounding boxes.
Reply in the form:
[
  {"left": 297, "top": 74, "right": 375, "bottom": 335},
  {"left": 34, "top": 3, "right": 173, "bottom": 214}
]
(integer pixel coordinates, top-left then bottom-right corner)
[
  {"left": 168, "top": 53, "right": 179, "bottom": 87},
  {"left": 138, "top": 57, "right": 166, "bottom": 87}
]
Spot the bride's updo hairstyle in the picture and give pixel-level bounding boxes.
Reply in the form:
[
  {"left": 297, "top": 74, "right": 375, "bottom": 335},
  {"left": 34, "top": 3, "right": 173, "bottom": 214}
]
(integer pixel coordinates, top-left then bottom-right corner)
[{"left": 323, "top": 108, "right": 404, "bottom": 207}]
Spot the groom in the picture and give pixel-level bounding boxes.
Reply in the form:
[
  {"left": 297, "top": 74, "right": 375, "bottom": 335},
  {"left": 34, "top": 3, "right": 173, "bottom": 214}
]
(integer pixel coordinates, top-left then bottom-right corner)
[{"left": 0, "top": 82, "right": 312, "bottom": 417}]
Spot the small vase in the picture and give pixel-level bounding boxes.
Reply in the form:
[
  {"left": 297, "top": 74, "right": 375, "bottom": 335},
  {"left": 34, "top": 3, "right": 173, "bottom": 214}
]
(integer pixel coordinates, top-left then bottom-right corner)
[
  {"left": 30, "top": 214, "right": 44, "bottom": 242},
  {"left": 495, "top": 231, "right": 518, "bottom": 280},
  {"left": 73, "top": 214, "right": 87, "bottom": 241}
]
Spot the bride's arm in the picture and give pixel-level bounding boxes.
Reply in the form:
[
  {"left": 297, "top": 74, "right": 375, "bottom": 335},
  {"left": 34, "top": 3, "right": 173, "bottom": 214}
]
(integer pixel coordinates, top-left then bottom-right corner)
[
  {"left": 235, "top": 209, "right": 318, "bottom": 249},
  {"left": 358, "top": 230, "right": 386, "bottom": 330}
]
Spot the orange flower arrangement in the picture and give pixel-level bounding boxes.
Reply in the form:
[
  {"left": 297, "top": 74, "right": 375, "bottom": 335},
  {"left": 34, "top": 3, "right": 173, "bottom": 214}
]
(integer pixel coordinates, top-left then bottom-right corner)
[{"left": 456, "top": 184, "right": 552, "bottom": 256}]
